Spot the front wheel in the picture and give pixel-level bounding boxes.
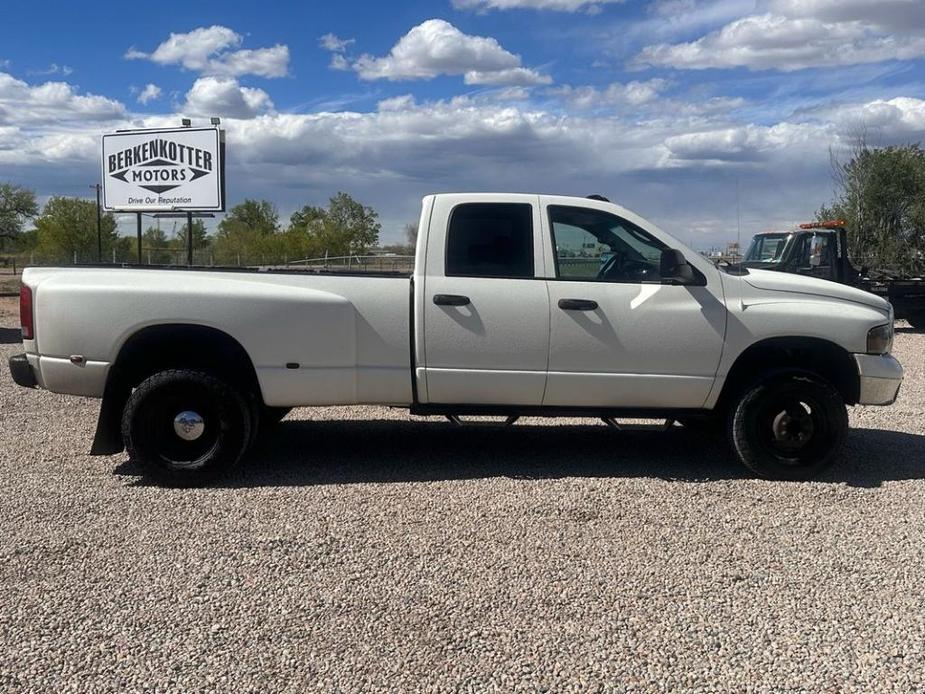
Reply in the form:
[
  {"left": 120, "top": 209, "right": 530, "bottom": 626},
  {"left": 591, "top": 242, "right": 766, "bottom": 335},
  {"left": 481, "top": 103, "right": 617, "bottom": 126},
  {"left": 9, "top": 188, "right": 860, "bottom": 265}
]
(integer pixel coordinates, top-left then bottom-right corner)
[
  {"left": 121, "top": 369, "right": 252, "bottom": 486},
  {"left": 729, "top": 374, "right": 848, "bottom": 480}
]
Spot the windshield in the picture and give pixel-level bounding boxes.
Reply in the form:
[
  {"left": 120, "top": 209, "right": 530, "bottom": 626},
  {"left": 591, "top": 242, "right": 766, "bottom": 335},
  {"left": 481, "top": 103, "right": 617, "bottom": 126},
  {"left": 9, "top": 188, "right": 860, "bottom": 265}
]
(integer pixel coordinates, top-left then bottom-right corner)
[{"left": 744, "top": 233, "right": 790, "bottom": 263}]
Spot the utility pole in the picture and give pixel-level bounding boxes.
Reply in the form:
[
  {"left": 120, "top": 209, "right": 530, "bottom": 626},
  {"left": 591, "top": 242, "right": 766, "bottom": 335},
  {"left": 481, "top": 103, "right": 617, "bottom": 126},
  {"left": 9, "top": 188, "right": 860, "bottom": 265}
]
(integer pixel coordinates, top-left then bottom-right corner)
[{"left": 90, "top": 183, "right": 102, "bottom": 263}]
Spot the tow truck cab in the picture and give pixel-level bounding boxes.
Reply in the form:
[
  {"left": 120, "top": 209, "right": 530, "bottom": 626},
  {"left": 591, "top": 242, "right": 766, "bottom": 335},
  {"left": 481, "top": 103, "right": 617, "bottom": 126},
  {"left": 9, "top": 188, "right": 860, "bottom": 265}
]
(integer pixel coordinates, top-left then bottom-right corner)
[
  {"left": 742, "top": 222, "right": 860, "bottom": 284},
  {"left": 742, "top": 221, "right": 925, "bottom": 326}
]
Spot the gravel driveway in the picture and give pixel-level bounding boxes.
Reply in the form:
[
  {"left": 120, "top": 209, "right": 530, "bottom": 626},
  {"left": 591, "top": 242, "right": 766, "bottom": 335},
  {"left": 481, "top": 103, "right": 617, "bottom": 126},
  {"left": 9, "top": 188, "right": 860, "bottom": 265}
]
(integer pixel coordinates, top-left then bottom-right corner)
[{"left": 1, "top": 295, "right": 923, "bottom": 692}]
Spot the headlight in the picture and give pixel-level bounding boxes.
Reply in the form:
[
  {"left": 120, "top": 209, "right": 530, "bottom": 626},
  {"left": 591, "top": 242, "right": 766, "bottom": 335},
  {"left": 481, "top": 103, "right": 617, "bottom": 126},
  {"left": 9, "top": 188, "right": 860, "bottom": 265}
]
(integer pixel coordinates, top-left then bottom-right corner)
[{"left": 867, "top": 323, "right": 893, "bottom": 355}]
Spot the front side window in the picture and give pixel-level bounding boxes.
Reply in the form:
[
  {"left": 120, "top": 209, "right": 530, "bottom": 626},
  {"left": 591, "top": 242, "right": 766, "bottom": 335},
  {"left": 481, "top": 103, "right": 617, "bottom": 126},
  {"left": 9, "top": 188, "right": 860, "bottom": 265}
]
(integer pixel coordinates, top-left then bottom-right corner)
[
  {"left": 445, "top": 203, "right": 534, "bottom": 278},
  {"left": 745, "top": 233, "right": 789, "bottom": 263},
  {"left": 549, "top": 205, "right": 665, "bottom": 283}
]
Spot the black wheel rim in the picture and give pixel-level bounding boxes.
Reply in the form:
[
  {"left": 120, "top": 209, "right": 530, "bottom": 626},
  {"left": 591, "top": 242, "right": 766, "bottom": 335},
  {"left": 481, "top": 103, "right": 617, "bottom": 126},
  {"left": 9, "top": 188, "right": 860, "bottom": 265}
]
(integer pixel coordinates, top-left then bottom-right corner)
[
  {"left": 752, "top": 389, "right": 830, "bottom": 466},
  {"left": 136, "top": 383, "right": 225, "bottom": 470}
]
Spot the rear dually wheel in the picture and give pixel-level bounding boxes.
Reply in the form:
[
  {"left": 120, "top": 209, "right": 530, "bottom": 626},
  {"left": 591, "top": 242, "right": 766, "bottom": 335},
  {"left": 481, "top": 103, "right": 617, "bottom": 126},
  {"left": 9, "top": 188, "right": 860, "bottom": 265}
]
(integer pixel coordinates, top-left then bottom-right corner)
[{"left": 121, "top": 369, "right": 252, "bottom": 486}]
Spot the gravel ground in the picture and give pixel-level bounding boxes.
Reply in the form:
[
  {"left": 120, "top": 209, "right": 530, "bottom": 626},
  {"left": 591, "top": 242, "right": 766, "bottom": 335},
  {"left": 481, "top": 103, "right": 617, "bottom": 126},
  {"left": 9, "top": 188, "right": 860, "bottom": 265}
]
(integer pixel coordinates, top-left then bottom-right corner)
[{"left": 1, "top": 295, "right": 924, "bottom": 692}]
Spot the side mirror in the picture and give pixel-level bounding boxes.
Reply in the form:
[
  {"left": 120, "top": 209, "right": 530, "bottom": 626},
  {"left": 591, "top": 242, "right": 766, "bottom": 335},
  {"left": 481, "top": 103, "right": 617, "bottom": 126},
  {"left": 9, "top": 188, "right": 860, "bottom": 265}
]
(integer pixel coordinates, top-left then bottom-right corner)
[{"left": 660, "top": 248, "right": 696, "bottom": 285}]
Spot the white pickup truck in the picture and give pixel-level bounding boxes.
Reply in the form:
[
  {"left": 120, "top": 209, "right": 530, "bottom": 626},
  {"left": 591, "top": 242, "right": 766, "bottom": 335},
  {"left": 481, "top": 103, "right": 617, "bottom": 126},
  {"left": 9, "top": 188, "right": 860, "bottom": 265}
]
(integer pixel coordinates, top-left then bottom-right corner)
[{"left": 10, "top": 193, "right": 903, "bottom": 484}]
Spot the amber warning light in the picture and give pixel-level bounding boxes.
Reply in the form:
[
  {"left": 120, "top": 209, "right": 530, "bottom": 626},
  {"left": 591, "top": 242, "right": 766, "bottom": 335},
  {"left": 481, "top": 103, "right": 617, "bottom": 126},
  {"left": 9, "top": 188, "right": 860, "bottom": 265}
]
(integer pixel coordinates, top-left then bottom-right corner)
[{"left": 799, "top": 220, "right": 846, "bottom": 230}]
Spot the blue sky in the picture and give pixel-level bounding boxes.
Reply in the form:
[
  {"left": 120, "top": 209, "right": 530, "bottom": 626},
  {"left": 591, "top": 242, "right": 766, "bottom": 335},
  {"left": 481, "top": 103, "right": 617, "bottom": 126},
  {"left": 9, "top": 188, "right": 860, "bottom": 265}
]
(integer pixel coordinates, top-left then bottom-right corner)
[{"left": 1, "top": 0, "right": 924, "bottom": 247}]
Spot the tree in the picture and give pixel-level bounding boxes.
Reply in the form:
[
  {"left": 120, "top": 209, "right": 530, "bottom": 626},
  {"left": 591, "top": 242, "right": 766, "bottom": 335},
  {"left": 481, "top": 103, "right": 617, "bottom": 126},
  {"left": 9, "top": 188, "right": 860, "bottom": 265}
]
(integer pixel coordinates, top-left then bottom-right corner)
[
  {"left": 0, "top": 183, "right": 39, "bottom": 250},
  {"left": 285, "top": 192, "right": 380, "bottom": 260},
  {"left": 404, "top": 221, "right": 418, "bottom": 248},
  {"left": 283, "top": 205, "right": 326, "bottom": 261},
  {"left": 176, "top": 219, "right": 210, "bottom": 250},
  {"left": 822, "top": 138, "right": 925, "bottom": 274},
  {"left": 289, "top": 204, "right": 326, "bottom": 233},
  {"left": 321, "top": 192, "right": 380, "bottom": 256},
  {"left": 222, "top": 199, "right": 279, "bottom": 235},
  {"left": 213, "top": 199, "right": 280, "bottom": 264},
  {"left": 143, "top": 226, "right": 173, "bottom": 265},
  {"left": 34, "top": 196, "right": 118, "bottom": 262}
]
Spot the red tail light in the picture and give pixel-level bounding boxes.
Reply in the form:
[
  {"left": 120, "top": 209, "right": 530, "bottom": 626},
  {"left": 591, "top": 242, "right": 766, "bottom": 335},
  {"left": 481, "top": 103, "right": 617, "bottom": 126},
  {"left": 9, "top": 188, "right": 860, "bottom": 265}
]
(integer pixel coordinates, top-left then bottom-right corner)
[{"left": 20, "top": 285, "right": 34, "bottom": 340}]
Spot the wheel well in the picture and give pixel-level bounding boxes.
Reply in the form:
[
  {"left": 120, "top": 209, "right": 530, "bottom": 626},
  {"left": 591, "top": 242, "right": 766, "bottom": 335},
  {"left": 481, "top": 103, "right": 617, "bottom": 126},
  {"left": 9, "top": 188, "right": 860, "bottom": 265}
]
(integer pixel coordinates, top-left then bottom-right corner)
[
  {"left": 717, "top": 337, "right": 859, "bottom": 409},
  {"left": 112, "top": 324, "right": 261, "bottom": 397},
  {"left": 91, "top": 324, "right": 262, "bottom": 456}
]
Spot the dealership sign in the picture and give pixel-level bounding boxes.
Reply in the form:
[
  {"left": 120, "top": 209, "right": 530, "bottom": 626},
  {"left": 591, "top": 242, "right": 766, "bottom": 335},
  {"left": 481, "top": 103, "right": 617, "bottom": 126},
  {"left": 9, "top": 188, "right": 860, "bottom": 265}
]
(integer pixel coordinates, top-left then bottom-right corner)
[{"left": 101, "top": 127, "right": 224, "bottom": 211}]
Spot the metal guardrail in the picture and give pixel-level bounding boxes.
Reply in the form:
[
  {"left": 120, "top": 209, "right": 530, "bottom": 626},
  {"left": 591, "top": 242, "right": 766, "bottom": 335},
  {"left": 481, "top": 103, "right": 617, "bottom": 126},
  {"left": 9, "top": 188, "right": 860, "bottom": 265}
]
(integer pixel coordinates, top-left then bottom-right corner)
[{"left": 287, "top": 254, "right": 415, "bottom": 272}]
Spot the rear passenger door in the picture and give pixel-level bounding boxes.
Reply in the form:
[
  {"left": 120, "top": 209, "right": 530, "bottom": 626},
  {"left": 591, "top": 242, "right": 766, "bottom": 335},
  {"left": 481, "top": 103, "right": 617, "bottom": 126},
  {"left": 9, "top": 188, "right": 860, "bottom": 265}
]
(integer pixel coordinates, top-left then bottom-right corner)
[{"left": 421, "top": 195, "right": 549, "bottom": 405}]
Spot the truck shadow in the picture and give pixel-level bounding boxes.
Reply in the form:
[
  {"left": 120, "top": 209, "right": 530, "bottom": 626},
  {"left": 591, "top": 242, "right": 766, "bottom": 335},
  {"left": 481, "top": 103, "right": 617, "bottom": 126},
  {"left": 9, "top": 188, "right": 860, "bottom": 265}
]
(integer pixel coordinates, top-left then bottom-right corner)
[
  {"left": 0, "top": 327, "right": 22, "bottom": 344},
  {"left": 117, "top": 420, "right": 925, "bottom": 489}
]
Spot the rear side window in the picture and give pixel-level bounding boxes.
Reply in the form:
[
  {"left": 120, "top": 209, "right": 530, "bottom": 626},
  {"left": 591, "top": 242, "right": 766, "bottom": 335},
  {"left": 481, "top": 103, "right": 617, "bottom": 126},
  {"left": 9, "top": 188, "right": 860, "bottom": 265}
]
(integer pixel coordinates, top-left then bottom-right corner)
[{"left": 445, "top": 203, "right": 534, "bottom": 278}]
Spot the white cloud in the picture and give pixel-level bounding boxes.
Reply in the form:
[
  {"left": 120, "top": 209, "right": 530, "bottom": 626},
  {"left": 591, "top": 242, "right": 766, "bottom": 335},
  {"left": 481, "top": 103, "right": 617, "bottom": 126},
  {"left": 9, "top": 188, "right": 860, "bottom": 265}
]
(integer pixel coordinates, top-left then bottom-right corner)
[
  {"left": 2, "top": 65, "right": 924, "bottom": 248},
  {"left": 634, "top": 2, "right": 925, "bottom": 72},
  {"left": 27, "top": 63, "right": 73, "bottom": 77},
  {"left": 494, "top": 87, "right": 532, "bottom": 101},
  {"left": 807, "top": 97, "right": 925, "bottom": 138},
  {"left": 464, "top": 68, "right": 551, "bottom": 86},
  {"left": 453, "top": 0, "right": 622, "bottom": 11},
  {"left": 126, "top": 26, "right": 289, "bottom": 78},
  {"left": 183, "top": 77, "right": 274, "bottom": 119},
  {"left": 377, "top": 94, "right": 417, "bottom": 111},
  {"left": 770, "top": 0, "right": 925, "bottom": 33},
  {"left": 0, "top": 71, "right": 125, "bottom": 125},
  {"left": 663, "top": 123, "right": 820, "bottom": 162},
  {"left": 212, "top": 45, "right": 289, "bottom": 79},
  {"left": 551, "top": 79, "right": 670, "bottom": 108},
  {"left": 127, "top": 26, "right": 239, "bottom": 69},
  {"left": 351, "top": 19, "right": 550, "bottom": 85},
  {"left": 320, "top": 32, "right": 355, "bottom": 71},
  {"left": 628, "top": 0, "right": 757, "bottom": 43},
  {"left": 329, "top": 54, "right": 350, "bottom": 71},
  {"left": 137, "top": 83, "right": 162, "bottom": 105},
  {"left": 319, "top": 33, "right": 355, "bottom": 52}
]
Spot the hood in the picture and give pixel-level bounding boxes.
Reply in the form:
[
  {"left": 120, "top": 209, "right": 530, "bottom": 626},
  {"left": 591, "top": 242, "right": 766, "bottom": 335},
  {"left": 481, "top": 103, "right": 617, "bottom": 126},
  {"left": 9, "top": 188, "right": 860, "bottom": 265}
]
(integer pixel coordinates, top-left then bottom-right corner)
[{"left": 742, "top": 269, "right": 889, "bottom": 311}]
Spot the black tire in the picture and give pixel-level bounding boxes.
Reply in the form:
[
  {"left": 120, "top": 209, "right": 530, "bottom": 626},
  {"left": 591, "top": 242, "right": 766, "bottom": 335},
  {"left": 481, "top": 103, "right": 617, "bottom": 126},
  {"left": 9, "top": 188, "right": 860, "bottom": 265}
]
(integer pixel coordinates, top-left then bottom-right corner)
[
  {"left": 121, "top": 369, "right": 252, "bottom": 486},
  {"left": 729, "top": 373, "right": 848, "bottom": 481}
]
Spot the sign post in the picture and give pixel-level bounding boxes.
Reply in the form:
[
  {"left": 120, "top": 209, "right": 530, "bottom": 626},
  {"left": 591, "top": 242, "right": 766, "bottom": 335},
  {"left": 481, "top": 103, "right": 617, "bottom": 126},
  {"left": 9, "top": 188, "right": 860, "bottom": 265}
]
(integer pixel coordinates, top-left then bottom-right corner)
[
  {"left": 136, "top": 213, "right": 142, "bottom": 265},
  {"left": 101, "top": 125, "right": 225, "bottom": 266},
  {"left": 187, "top": 211, "right": 194, "bottom": 266}
]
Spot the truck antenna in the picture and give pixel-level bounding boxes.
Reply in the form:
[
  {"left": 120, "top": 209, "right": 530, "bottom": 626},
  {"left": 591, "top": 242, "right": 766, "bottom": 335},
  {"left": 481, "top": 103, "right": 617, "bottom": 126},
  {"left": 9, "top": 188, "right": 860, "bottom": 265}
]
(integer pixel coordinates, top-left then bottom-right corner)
[{"left": 736, "top": 179, "right": 741, "bottom": 262}]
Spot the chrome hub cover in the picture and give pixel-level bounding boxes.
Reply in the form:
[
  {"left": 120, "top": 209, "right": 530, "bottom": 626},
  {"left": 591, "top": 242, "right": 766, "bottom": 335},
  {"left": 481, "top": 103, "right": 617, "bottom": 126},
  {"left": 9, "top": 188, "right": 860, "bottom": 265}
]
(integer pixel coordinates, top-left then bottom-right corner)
[{"left": 173, "top": 411, "right": 205, "bottom": 441}]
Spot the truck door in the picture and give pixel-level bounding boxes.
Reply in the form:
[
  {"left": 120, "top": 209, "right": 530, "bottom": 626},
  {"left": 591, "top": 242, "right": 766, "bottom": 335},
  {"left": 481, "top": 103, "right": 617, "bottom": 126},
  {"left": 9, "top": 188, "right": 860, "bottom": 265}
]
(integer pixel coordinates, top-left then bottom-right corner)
[
  {"left": 420, "top": 194, "right": 549, "bottom": 405},
  {"left": 796, "top": 232, "right": 837, "bottom": 281},
  {"left": 541, "top": 199, "right": 726, "bottom": 408}
]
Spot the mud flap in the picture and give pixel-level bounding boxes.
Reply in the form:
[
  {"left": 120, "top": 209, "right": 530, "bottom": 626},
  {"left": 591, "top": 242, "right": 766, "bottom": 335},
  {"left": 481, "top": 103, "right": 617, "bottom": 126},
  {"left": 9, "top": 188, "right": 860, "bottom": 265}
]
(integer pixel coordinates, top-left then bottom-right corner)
[{"left": 90, "top": 377, "right": 129, "bottom": 455}]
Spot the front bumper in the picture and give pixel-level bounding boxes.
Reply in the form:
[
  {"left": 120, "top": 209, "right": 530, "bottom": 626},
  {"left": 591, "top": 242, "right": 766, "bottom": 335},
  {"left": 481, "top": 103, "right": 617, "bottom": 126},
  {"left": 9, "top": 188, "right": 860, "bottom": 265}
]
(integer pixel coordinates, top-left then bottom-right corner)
[
  {"left": 854, "top": 353, "right": 903, "bottom": 406},
  {"left": 8, "top": 353, "right": 37, "bottom": 389}
]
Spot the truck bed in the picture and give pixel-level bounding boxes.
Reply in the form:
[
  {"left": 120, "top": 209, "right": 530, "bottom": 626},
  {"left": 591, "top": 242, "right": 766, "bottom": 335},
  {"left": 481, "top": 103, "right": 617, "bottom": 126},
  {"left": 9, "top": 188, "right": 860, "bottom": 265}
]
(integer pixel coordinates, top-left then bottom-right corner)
[{"left": 22, "top": 266, "right": 414, "bottom": 407}]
